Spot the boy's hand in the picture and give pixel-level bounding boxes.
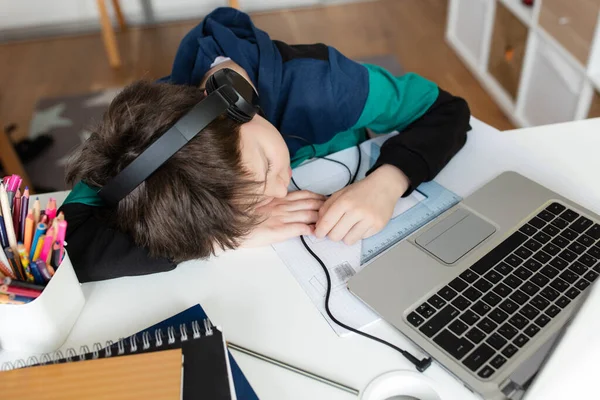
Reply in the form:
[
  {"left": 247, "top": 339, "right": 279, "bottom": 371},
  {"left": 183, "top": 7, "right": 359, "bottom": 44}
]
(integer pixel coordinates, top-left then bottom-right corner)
[
  {"left": 315, "top": 165, "right": 410, "bottom": 245},
  {"left": 242, "top": 190, "right": 325, "bottom": 247}
]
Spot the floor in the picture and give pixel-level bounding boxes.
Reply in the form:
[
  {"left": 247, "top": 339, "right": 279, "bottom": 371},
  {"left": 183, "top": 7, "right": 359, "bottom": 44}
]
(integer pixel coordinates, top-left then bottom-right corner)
[{"left": 0, "top": 0, "right": 514, "bottom": 142}]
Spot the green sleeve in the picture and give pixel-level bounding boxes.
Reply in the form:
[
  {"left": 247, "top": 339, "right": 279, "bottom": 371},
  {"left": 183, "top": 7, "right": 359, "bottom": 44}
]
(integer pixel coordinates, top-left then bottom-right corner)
[{"left": 351, "top": 63, "right": 439, "bottom": 133}]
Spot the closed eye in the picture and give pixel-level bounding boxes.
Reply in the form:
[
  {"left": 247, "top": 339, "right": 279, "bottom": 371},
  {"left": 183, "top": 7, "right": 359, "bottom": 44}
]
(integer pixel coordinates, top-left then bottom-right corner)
[{"left": 264, "top": 159, "right": 272, "bottom": 183}]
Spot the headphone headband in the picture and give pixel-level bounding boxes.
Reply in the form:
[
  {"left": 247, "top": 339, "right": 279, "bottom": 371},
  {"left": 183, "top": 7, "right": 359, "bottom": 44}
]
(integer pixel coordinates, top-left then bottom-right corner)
[{"left": 97, "top": 68, "right": 259, "bottom": 205}]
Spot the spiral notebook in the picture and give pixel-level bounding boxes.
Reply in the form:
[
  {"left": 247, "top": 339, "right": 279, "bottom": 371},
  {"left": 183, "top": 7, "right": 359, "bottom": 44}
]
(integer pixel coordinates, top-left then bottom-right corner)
[
  {"left": 0, "top": 349, "right": 184, "bottom": 399},
  {"left": 1, "top": 312, "right": 237, "bottom": 400}
]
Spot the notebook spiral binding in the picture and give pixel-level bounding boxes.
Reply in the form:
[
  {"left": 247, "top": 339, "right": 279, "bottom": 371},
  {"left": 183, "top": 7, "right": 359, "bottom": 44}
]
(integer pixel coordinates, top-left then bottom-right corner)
[{"left": 1, "top": 318, "right": 213, "bottom": 372}]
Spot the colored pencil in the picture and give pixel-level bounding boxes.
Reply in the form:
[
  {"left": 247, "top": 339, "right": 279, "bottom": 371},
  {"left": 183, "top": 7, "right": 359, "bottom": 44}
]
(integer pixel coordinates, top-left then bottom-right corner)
[
  {"left": 0, "top": 261, "right": 15, "bottom": 279},
  {"left": 17, "top": 244, "right": 34, "bottom": 283},
  {"left": 5, "top": 248, "right": 24, "bottom": 281},
  {"left": 0, "top": 284, "right": 42, "bottom": 299},
  {"left": 32, "top": 197, "right": 41, "bottom": 225},
  {"left": 45, "top": 198, "right": 57, "bottom": 225},
  {"left": 39, "top": 231, "right": 54, "bottom": 264},
  {"left": 29, "top": 222, "right": 47, "bottom": 260},
  {"left": 2, "top": 277, "right": 44, "bottom": 291},
  {"left": 32, "top": 234, "right": 45, "bottom": 263},
  {"left": 24, "top": 211, "right": 35, "bottom": 254}
]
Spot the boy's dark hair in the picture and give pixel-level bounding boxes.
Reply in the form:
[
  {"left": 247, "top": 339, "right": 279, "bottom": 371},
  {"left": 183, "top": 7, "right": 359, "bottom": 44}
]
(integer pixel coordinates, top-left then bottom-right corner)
[{"left": 66, "top": 80, "right": 262, "bottom": 262}]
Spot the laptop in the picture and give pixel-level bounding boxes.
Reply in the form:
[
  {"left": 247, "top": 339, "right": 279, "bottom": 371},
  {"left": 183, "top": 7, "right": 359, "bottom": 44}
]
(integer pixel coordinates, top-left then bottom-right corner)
[{"left": 348, "top": 171, "right": 600, "bottom": 399}]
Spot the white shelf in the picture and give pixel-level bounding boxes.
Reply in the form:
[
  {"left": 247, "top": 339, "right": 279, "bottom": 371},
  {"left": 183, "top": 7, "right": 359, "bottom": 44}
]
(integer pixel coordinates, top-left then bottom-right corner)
[
  {"left": 589, "top": 73, "right": 600, "bottom": 93},
  {"left": 448, "top": 0, "right": 599, "bottom": 128},
  {"left": 498, "top": 0, "right": 534, "bottom": 28}
]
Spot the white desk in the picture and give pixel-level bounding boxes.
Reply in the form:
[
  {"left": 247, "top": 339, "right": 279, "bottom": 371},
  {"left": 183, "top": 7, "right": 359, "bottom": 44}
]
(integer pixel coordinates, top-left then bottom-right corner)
[{"left": 1, "top": 118, "right": 599, "bottom": 399}]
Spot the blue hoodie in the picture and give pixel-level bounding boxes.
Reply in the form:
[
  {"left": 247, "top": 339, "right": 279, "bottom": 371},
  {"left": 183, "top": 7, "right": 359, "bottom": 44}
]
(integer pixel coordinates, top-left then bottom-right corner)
[{"left": 60, "top": 8, "right": 470, "bottom": 282}]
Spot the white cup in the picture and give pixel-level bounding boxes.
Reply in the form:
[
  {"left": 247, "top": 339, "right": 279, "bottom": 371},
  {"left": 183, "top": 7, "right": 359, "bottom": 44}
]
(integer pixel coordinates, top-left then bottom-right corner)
[
  {"left": 0, "top": 252, "right": 85, "bottom": 352},
  {"left": 361, "top": 370, "right": 443, "bottom": 400}
]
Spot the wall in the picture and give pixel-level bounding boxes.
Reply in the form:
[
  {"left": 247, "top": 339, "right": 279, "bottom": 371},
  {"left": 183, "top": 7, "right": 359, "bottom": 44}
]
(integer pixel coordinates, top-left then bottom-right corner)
[{"left": 0, "top": 0, "right": 331, "bottom": 41}]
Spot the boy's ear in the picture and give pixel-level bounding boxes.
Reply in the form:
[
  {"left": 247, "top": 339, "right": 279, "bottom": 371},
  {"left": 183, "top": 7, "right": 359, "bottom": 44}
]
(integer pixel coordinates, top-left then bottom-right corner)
[{"left": 204, "top": 89, "right": 208, "bottom": 96}]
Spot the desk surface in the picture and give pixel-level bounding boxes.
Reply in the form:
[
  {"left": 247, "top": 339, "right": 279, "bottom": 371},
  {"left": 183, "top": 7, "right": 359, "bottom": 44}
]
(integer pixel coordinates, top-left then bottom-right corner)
[{"left": 1, "top": 118, "right": 599, "bottom": 400}]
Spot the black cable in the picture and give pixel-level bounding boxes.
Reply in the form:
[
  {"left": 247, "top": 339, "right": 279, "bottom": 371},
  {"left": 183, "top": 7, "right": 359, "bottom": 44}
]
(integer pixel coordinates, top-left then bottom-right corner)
[
  {"left": 284, "top": 134, "right": 361, "bottom": 195},
  {"left": 299, "top": 236, "right": 432, "bottom": 372}
]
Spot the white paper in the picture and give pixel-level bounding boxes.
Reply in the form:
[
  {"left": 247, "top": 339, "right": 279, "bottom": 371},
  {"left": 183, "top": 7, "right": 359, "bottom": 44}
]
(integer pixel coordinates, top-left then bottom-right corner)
[{"left": 273, "top": 135, "right": 426, "bottom": 335}]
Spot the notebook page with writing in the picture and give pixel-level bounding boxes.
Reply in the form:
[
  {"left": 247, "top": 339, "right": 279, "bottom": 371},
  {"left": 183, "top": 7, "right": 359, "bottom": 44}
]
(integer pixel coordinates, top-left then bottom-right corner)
[{"left": 0, "top": 349, "right": 183, "bottom": 400}]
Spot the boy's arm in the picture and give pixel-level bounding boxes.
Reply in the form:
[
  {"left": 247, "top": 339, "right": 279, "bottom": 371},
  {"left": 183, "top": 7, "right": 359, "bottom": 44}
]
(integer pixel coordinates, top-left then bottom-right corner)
[
  {"left": 355, "top": 64, "right": 471, "bottom": 195},
  {"left": 315, "top": 66, "right": 470, "bottom": 243}
]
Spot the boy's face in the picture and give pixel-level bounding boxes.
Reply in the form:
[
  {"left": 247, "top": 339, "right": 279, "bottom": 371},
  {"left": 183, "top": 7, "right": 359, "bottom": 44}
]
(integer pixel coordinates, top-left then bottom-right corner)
[{"left": 239, "top": 114, "right": 292, "bottom": 201}]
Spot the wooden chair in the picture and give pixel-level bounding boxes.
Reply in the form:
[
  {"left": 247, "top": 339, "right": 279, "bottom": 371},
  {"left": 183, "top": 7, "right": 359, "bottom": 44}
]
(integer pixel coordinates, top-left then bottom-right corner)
[
  {"left": 0, "top": 126, "right": 33, "bottom": 191},
  {"left": 97, "top": 0, "right": 241, "bottom": 68}
]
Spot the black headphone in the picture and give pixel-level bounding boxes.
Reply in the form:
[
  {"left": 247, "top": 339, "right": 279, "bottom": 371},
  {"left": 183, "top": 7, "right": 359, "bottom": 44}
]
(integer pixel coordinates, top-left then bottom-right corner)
[{"left": 97, "top": 68, "right": 260, "bottom": 205}]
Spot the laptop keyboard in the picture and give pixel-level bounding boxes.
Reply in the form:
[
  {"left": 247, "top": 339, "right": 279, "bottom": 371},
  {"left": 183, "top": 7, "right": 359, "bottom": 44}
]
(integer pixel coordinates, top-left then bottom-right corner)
[{"left": 406, "top": 202, "right": 600, "bottom": 380}]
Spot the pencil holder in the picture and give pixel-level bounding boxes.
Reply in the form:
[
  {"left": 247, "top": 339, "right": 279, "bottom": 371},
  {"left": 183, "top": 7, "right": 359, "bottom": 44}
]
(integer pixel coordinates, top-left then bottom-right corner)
[{"left": 0, "top": 252, "right": 85, "bottom": 352}]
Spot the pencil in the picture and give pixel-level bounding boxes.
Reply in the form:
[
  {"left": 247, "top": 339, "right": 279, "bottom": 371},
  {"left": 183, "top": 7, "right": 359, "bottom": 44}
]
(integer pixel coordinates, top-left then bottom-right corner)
[
  {"left": 2, "top": 277, "right": 45, "bottom": 291},
  {"left": 32, "top": 197, "right": 41, "bottom": 225},
  {"left": 0, "top": 184, "right": 17, "bottom": 249},
  {"left": 19, "top": 187, "right": 29, "bottom": 242},
  {"left": 32, "top": 234, "right": 45, "bottom": 263},
  {"left": 5, "top": 248, "right": 24, "bottom": 281},
  {"left": 0, "top": 260, "right": 15, "bottom": 279},
  {"left": 46, "top": 198, "right": 57, "bottom": 225},
  {"left": 17, "top": 244, "right": 34, "bottom": 283},
  {"left": 39, "top": 229, "right": 54, "bottom": 264},
  {"left": 29, "top": 222, "right": 47, "bottom": 260},
  {"left": 24, "top": 211, "right": 35, "bottom": 254}
]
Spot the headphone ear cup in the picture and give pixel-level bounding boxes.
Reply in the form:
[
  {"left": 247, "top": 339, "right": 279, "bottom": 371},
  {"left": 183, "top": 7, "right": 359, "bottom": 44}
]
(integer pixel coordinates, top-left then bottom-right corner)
[
  {"left": 205, "top": 73, "right": 218, "bottom": 93},
  {"left": 227, "top": 107, "right": 253, "bottom": 123}
]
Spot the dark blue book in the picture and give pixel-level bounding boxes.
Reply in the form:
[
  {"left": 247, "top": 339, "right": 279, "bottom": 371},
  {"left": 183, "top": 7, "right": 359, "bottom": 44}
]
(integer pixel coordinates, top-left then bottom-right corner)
[{"left": 140, "top": 305, "right": 259, "bottom": 400}]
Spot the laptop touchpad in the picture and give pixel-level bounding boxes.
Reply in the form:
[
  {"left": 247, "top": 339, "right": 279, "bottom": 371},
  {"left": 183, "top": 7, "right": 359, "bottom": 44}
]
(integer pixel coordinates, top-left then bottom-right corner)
[{"left": 415, "top": 208, "right": 496, "bottom": 264}]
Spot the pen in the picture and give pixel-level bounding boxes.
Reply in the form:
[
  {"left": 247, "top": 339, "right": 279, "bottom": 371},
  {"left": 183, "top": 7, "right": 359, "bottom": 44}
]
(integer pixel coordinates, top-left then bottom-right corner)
[
  {"left": 31, "top": 260, "right": 47, "bottom": 284},
  {"left": 35, "top": 259, "right": 52, "bottom": 282},
  {"left": 19, "top": 187, "right": 29, "bottom": 242},
  {"left": 12, "top": 188, "right": 21, "bottom": 241},
  {"left": 227, "top": 342, "right": 359, "bottom": 396},
  {"left": 0, "top": 215, "right": 8, "bottom": 248},
  {"left": 0, "top": 184, "right": 17, "bottom": 248},
  {"left": 51, "top": 242, "right": 61, "bottom": 269},
  {"left": 57, "top": 220, "right": 67, "bottom": 260}
]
